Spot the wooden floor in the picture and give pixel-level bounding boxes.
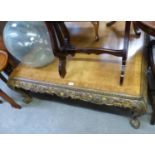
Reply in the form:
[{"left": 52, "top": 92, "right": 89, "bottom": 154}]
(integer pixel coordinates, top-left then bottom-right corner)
[{"left": 9, "top": 22, "right": 146, "bottom": 98}]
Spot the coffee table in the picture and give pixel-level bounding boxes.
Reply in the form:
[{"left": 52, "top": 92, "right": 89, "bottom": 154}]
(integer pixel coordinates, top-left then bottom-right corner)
[{"left": 8, "top": 22, "right": 148, "bottom": 128}]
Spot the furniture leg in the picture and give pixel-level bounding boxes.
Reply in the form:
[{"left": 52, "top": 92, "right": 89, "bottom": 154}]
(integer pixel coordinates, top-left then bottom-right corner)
[
  {"left": 130, "top": 111, "right": 141, "bottom": 129},
  {"left": 132, "top": 22, "right": 141, "bottom": 37},
  {"left": 0, "top": 89, "right": 21, "bottom": 109},
  {"left": 130, "top": 116, "right": 140, "bottom": 129},
  {"left": 21, "top": 91, "right": 33, "bottom": 104},
  {"left": 148, "top": 40, "right": 155, "bottom": 125},
  {"left": 91, "top": 21, "right": 99, "bottom": 41},
  {"left": 106, "top": 21, "right": 131, "bottom": 85},
  {"left": 4, "top": 62, "right": 15, "bottom": 76},
  {"left": 148, "top": 83, "right": 155, "bottom": 125},
  {"left": 46, "top": 22, "right": 68, "bottom": 78},
  {"left": 151, "top": 102, "right": 155, "bottom": 125},
  {"left": 120, "top": 21, "right": 131, "bottom": 85},
  {"left": 59, "top": 56, "right": 67, "bottom": 78},
  {"left": 149, "top": 40, "right": 155, "bottom": 71},
  {"left": 0, "top": 73, "right": 7, "bottom": 83},
  {"left": 59, "top": 22, "right": 70, "bottom": 45},
  {"left": 120, "top": 56, "right": 126, "bottom": 85}
]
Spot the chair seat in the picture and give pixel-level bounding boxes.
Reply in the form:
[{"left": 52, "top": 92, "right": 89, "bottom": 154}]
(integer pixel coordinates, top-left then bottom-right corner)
[{"left": 0, "top": 50, "right": 8, "bottom": 71}]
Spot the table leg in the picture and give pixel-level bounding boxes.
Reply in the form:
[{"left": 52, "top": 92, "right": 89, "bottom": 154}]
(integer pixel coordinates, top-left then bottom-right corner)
[{"left": 130, "top": 112, "right": 141, "bottom": 129}]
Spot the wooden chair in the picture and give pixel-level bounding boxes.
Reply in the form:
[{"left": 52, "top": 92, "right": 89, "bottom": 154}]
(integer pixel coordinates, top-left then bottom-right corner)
[
  {"left": 0, "top": 50, "right": 21, "bottom": 109},
  {"left": 46, "top": 21, "right": 131, "bottom": 85}
]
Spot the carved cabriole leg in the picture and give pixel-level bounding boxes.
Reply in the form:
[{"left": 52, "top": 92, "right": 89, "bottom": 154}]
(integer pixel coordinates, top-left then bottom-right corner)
[
  {"left": 130, "top": 111, "right": 141, "bottom": 129},
  {"left": 0, "top": 89, "right": 21, "bottom": 109},
  {"left": 91, "top": 21, "right": 99, "bottom": 41},
  {"left": 59, "top": 56, "right": 67, "bottom": 78},
  {"left": 21, "top": 91, "right": 33, "bottom": 104},
  {"left": 6, "top": 84, "right": 33, "bottom": 104}
]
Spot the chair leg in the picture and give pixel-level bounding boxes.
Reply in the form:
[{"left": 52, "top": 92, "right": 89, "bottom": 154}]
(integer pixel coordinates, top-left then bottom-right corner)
[
  {"left": 59, "top": 56, "right": 67, "bottom": 78},
  {"left": 148, "top": 40, "right": 155, "bottom": 125},
  {"left": 0, "top": 73, "right": 7, "bottom": 83},
  {"left": 0, "top": 89, "right": 21, "bottom": 109},
  {"left": 132, "top": 22, "right": 141, "bottom": 37},
  {"left": 120, "top": 56, "right": 126, "bottom": 85},
  {"left": 120, "top": 21, "right": 131, "bottom": 85},
  {"left": 151, "top": 106, "right": 155, "bottom": 125},
  {"left": 150, "top": 94, "right": 155, "bottom": 125},
  {"left": 91, "top": 22, "right": 99, "bottom": 41},
  {"left": 148, "top": 86, "right": 155, "bottom": 125}
]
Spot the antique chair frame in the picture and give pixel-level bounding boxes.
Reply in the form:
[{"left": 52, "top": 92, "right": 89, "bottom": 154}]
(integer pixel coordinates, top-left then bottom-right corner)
[{"left": 46, "top": 21, "right": 132, "bottom": 85}]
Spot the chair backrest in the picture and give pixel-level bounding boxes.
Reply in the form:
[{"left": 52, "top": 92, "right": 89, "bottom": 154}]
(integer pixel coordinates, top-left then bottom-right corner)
[{"left": 0, "top": 50, "right": 8, "bottom": 71}]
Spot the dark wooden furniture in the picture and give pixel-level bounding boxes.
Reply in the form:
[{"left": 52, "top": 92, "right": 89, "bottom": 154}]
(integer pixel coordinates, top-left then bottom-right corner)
[
  {"left": 46, "top": 21, "right": 132, "bottom": 85},
  {"left": 147, "top": 37, "right": 155, "bottom": 125},
  {"left": 133, "top": 21, "right": 155, "bottom": 125},
  {"left": 91, "top": 21, "right": 99, "bottom": 41},
  {"left": 0, "top": 50, "right": 21, "bottom": 109}
]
